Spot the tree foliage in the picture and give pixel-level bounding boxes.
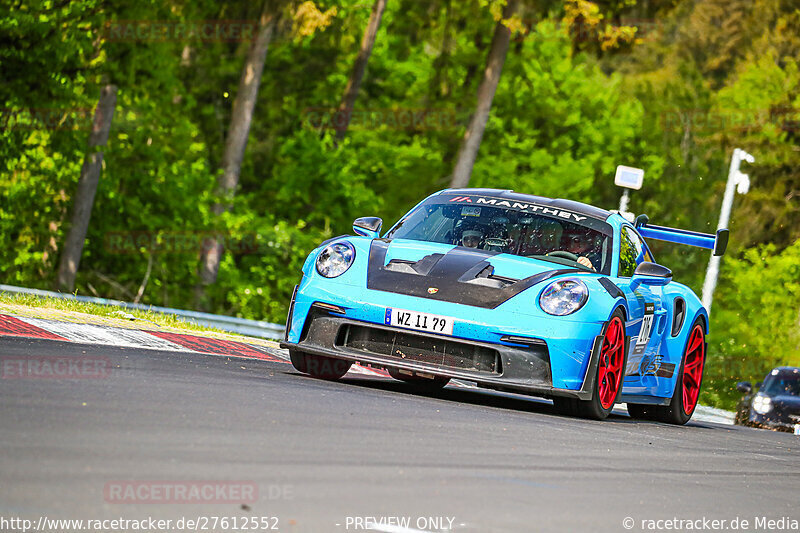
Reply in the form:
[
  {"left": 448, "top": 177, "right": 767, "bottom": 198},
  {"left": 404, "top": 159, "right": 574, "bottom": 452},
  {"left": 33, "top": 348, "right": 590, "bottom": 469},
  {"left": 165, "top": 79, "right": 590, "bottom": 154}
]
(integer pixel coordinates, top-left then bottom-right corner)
[{"left": 2, "top": 0, "right": 798, "bottom": 409}]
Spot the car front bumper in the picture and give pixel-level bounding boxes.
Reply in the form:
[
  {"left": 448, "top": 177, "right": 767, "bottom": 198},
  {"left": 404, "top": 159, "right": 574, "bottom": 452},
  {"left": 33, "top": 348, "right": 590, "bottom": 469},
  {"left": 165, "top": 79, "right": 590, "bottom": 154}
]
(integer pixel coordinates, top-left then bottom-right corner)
[
  {"left": 747, "top": 411, "right": 800, "bottom": 432},
  {"left": 282, "top": 296, "right": 606, "bottom": 400},
  {"left": 284, "top": 274, "right": 610, "bottom": 390}
]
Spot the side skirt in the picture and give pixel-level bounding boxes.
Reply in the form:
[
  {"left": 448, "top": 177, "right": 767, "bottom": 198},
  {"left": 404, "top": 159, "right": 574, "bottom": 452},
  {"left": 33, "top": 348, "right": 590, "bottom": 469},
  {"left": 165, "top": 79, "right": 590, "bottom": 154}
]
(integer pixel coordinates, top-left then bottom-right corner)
[{"left": 620, "top": 394, "right": 671, "bottom": 406}]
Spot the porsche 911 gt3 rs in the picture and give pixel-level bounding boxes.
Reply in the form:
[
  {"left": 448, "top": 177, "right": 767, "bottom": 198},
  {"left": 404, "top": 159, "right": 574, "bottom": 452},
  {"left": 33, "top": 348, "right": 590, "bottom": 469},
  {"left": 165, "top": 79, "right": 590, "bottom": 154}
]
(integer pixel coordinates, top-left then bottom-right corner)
[{"left": 280, "top": 189, "right": 728, "bottom": 423}]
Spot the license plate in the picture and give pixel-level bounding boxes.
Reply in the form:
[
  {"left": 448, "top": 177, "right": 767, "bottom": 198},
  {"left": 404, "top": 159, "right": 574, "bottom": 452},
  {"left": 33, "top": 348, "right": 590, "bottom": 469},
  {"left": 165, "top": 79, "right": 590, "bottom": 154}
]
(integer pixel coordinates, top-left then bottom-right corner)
[{"left": 385, "top": 308, "right": 454, "bottom": 335}]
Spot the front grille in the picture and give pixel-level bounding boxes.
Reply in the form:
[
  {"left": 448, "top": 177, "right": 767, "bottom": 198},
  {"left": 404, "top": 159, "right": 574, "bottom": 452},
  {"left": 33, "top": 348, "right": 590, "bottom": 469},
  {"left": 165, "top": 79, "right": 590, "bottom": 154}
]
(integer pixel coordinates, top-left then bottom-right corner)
[{"left": 336, "top": 324, "right": 501, "bottom": 374}]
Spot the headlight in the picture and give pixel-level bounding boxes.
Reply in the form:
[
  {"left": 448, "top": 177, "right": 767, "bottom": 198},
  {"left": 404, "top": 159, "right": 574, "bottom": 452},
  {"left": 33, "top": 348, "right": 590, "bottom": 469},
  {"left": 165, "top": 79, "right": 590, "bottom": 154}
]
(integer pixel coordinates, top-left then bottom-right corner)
[
  {"left": 539, "top": 278, "right": 588, "bottom": 316},
  {"left": 752, "top": 394, "right": 772, "bottom": 415},
  {"left": 315, "top": 242, "right": 355, "bottom": 278}
]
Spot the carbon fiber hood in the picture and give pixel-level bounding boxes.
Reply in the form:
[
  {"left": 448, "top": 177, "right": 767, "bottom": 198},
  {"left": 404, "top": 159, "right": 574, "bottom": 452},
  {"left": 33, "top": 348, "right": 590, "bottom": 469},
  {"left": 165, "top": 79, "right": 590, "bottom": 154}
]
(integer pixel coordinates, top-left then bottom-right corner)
[{"left": 366, "top": 239, "right": 579, "bottom": 309}]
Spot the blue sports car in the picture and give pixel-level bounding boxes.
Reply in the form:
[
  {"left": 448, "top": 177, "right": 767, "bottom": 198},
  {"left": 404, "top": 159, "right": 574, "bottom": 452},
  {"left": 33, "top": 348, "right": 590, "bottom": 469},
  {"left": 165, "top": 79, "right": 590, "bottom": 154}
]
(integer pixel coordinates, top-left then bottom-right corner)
[{"left": 280, "top": 189, "right": 728, "bottom": 423}]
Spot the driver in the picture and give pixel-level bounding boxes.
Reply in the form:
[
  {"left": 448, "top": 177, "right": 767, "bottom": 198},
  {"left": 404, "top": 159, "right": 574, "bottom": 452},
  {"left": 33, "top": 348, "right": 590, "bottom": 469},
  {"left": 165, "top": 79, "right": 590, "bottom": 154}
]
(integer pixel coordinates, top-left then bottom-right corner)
[
  {"left": 533, "top": 220, "right": 596, "bottom": 270},
  {"left": 461, "top": 229, "right": 483, "bottom": 249},
  {"left": 565, "top": 232, "right": 598, "bottom": 271}
]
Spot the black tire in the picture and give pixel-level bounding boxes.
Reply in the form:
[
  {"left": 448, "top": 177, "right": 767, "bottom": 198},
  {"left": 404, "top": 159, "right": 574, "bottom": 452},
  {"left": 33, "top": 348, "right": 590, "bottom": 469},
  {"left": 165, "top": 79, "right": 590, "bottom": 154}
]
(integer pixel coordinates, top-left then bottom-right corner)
[
  {"left": 289, "top": 349, "right": 308, "bottom": 373},
  {"left": 552, "top": 397, "right": 580, "bottom": 416},
  {"left": 658, "top": 317, "right": 706, "bottom": 425},
  {"left": 289, "top": 349, "right": 352, "bottom": 380},
  {"left": 387, "top": 367, "right": 450, "bottom": 391},
  {"left": 733, "top": 406, "right": 751, "bottom": 426},
  {"left": 582, "top": 309, "right": 628, "bottom": 420},
  {"left": 626, "top": 403, "right": 661, "bottom": 420},
  {"left": 554, "top": 309, "right": 628, "bottom": 420}
]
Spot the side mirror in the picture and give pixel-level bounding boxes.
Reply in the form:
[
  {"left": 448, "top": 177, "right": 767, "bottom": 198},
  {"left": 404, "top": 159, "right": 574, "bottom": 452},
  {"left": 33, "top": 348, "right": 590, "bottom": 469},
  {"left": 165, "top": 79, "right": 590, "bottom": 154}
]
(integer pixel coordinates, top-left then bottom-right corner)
[
  {"left": 736, "top": 381, "right": 752, "bottom": 394},
  {"left": 353, "top": 217, "right": 382, "bottom": 239},
  {"left": 629, "top": 262, "right": 672, "bottom": 290}
]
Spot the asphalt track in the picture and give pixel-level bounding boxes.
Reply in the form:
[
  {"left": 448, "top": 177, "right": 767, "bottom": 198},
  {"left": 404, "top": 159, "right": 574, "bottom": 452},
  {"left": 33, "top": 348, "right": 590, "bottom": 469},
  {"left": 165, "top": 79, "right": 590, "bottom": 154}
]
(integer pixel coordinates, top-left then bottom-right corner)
[{"left": 1, "top": 336, "right": 798, "bottom": 533}]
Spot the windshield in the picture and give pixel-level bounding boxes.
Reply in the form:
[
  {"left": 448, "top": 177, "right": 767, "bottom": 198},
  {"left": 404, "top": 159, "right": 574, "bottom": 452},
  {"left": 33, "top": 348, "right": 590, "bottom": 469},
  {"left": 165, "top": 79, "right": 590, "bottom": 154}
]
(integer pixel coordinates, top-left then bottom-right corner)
[
  {"left": 761, "top": 371, "right": 800, "bottom": 396},
  {"left": 386, "top": 194, "right": 613, "bottom": 274}
]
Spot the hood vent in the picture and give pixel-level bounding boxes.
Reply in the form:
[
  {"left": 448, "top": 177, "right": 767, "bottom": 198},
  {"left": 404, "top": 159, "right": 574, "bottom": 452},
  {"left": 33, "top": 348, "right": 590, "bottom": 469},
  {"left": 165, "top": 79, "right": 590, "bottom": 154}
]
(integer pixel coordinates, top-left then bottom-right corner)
[
  {"left": 385, "top": 257, "right": 518, "bottom": 288},
  {"left": 368, "top": 240, "right": 580, "bottom": 309}
]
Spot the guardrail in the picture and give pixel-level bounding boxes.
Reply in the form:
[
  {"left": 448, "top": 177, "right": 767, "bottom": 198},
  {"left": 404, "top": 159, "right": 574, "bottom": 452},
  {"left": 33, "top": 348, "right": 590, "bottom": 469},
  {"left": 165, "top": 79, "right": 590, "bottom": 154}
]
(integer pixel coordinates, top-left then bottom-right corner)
[
  {"left": 0, "top": 283, "right": 742, "bottom": 423},
  {"left": 0, "top": 284, "right": 285, "bottom": 340}
]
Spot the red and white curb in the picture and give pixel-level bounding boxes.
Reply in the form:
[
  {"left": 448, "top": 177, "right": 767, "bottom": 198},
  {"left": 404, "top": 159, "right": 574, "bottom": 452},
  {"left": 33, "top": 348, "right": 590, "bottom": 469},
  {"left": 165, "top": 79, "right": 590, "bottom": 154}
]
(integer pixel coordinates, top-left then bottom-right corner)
[
  {"left": 0, "top": 314, "right": 391, "bottom": 378},
  {"left": 0, "top": 314, "right": 736, "bottom": 421}
]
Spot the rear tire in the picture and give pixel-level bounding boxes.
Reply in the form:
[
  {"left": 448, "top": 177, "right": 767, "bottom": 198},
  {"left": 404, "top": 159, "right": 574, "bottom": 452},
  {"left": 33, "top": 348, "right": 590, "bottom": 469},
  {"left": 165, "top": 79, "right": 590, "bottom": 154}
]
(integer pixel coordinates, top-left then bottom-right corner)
[
  {"left": 388, "top": 367, "right": 450, "bottom": 391},
  {"left": 627, "top": 319, "right": 706, "bottom": 425},
  {"left": 626, "top": 403, "right": 661, "bottom": 420},
  {"left": 289, "top": 349, "right": 352, "bottom": 380},
  {"left": 658, "top": 319, "right": 706, "bottom": 425}
]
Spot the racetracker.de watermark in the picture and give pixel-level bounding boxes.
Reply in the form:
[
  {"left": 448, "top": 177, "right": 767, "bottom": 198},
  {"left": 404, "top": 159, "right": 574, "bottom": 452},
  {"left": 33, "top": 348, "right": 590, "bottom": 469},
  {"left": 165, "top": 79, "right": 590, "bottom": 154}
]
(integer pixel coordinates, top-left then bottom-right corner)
[
  {"left": 659, "top": 108, "right": 800, "bottom": 133},
  {"left": 1, "top": 356, "right": 111, "bottom": 380},
  {"left": 622, "top": 515, "right": 799, "bottom": 531},
  {"left": 0, "top": 108, "right": 93, "bottom": 131},
  {"left": 303, "top": 107, "right": 463, "bottom": 131},
  {"left": 102, "top": 20, "right": 259, "bottom": 42},
  {"left": 104, "top": 231, "right": 262, "bottom": 255},
  {"left": 103, "top": 481, "right": 273, "bottom": 504},
  {"left": 340, "top": 516, "right": 457, "bottom": 531},
  {"left": 512, "top": 18, "right": 662, "bottom": 44},
  {"left": 0, "top": 515, "right": 281, "bottom": 532},
  {"left": 560, "top": 18, "right": 661, "bottom": 42}
]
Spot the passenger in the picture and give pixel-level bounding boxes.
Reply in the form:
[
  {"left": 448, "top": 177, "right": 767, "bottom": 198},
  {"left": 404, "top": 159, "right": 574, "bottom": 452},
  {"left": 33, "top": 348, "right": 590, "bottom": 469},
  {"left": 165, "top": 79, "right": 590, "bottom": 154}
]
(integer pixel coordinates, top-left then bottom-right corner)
[
  {"left": 510, "top": 218, "right": 536, "bottom": 255},
  {"left": 527, "top": 220, "right": 563, "bottom": 255}
]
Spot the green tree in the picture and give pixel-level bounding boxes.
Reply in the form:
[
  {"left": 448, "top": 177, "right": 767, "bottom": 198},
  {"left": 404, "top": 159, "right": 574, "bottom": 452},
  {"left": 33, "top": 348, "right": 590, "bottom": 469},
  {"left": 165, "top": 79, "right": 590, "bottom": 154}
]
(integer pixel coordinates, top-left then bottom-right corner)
[{"left": 703, "top": 240, "right": 800, "bottom": 409}]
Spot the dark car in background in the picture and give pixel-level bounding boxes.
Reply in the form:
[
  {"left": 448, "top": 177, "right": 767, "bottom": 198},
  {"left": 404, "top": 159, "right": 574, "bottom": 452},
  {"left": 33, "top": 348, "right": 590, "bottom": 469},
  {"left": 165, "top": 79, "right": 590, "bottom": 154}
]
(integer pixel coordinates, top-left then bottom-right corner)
[{"left": 735, "top": 367, "right": 800, "bottom": 432}]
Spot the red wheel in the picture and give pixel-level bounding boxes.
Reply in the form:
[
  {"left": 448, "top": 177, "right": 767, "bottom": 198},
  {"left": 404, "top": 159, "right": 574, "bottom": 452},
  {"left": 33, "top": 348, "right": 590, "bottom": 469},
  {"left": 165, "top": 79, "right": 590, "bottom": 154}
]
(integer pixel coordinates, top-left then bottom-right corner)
[
  {"left": 659, "top": 318, "right": 706, "bottom": 425},
  {"left": 598, "top": 316, "right": 626, "bottom": 410},
  {"left": 681, "top": 325, "right": 705, "bottom": 414},
  {"left": 553, "top": 309, "right": 627, "bottom": 420}
]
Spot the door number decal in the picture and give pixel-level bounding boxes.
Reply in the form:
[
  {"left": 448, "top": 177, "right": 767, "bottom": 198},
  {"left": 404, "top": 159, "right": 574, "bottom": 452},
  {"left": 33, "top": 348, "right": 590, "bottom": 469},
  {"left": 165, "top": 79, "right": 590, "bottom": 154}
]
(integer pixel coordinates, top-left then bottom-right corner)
[{"left": 633, "top": 302, "right": 655, "bottom": 355}]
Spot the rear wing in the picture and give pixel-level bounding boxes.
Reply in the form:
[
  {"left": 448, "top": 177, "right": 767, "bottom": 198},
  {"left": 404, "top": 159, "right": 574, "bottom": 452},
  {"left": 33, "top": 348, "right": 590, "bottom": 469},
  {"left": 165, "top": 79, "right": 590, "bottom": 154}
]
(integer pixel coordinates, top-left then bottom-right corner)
[{"left": 635, "top": 215, "right": 728, "bottom": 256}]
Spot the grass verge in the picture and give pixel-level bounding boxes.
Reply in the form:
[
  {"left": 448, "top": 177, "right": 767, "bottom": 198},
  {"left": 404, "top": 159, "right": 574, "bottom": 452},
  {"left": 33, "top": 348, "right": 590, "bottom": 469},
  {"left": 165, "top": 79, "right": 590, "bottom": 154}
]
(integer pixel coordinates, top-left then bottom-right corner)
[{"left": 0, "top": 291, "right": 249, "bottom": 338}]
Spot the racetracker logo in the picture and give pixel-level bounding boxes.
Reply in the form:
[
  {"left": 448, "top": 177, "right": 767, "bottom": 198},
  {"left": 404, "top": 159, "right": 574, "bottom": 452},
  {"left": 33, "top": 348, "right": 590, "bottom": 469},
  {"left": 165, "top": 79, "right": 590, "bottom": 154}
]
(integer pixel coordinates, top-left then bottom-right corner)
[
  {"left": 1, "top": 356, "right": 112, "bottom": 379},
  {"left": 102, "top": 20, "right": 259, "bottom": 42},
  {"left": 512, "top": 18, "right": 662, "bottom": 48},
  {"left": 0, "top": 108, "right": 93, "bottom": 131},
  {"left": 104, "top": 231, "right": 261, "bottom": 256},
  {"left": 104, "top": 481, "right": 260, "bottom": 504},
  {"left": 303, "top": 107, "right": 462, "bottom": 131},
  {"left": 660, "top": 107, "right": 800, "bottom": 133}
]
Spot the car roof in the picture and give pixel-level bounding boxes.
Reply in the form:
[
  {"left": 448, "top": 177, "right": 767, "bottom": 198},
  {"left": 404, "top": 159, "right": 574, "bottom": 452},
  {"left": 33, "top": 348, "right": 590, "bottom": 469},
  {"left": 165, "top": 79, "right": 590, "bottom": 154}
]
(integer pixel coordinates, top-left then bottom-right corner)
[
  {"left": 440, "top": 188, "right": 613, "bottom": 221},
  {"left": 768, "top": 366, "right": 800, "bottom": 375}
]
